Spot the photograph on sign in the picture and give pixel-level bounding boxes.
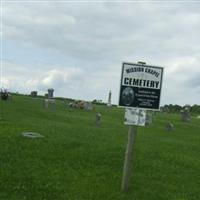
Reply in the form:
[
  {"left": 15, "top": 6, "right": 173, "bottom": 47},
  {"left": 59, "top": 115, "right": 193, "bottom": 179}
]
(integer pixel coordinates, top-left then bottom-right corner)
[
  {"left": 119, "top": 62, "right": 163, "bottom": 110},
  {"left": 124, "top": 108, "right": 146, "bottom": 126}
]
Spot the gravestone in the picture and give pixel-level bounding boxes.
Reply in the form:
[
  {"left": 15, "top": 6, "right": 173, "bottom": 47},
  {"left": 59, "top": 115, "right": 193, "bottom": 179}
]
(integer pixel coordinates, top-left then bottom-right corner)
[
  {"left": 84, "top": 102, "right": 93, "bottom": 111},
  {"left": 165, "top": 122, "right": 174, "bottom": 132},
  {"left": 180, "top": 106, "right": 191, "bottom": 122},
  {"left": 69, "top": 101, "right": 77, "bottom": 108},
  {"left": 31, "top": 91, "right": 37, "bottom": 98},
  {"left": 68, "top": 102, "right": 74, "bottom": 108},
  {"left": 43, "top": 89, "right": 56, "bottom": 110},
  {"left": 44, "top": 98, "right": 56, "bottom": 110},
  {"left": 96, "top": 113, "right": 101, "bottom": 125},
  {"left": 145, "top": 112, "right": 153, "bottom": 126}
]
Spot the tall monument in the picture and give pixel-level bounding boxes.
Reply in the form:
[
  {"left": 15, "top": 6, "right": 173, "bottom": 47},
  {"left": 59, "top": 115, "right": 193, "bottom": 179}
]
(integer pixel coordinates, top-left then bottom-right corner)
[{"left": 107, "top": 90, "right": 112, "bottom": 107}]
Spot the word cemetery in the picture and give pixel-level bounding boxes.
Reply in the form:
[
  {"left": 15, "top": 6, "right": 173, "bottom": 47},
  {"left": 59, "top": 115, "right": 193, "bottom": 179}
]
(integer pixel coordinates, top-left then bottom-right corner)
[{"left": 123, "top": 78, "right": 159, "bottom": 89}]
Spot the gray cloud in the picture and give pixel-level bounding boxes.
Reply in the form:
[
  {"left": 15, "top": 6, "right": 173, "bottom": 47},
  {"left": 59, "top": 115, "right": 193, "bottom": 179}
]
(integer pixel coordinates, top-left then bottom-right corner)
[
  {"left": 184, "top": 74, "right": 200, "bottom": 90},
  {"left": 5, "top": 2, "right": 200, "bottom": 61},
  {"left": 2, "top": 2, "right": 200, "bottom": 104}
]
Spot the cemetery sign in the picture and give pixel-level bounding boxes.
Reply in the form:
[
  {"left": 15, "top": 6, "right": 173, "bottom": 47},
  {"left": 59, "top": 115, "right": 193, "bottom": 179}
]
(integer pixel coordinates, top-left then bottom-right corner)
[{"left": 119, "top": 62, "right": 163, "bottom": 110}]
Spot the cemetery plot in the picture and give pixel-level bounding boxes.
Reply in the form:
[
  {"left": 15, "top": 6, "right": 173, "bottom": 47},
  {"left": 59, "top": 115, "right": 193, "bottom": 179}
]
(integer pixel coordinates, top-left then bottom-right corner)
[{"left": 0, "top": 95, "right": 200, "bottom": 200}]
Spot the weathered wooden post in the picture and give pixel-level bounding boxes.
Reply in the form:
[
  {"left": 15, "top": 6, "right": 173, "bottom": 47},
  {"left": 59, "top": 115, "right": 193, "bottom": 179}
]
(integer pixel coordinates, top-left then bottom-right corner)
[{"left": 121, "top": 125, "right": 137, "bottom": 191}]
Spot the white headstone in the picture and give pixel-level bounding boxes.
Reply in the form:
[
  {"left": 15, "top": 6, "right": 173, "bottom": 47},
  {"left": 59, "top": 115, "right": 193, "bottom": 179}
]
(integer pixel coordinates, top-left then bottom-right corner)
[
  {"left": 180, "top": 107, "right": 191, "bottom": 122},
  {"left": 165, "top": 122, "right": 174, "bottom": 132},
  {"left": 44, "top": 99, "right": 56, "bottom": 110},
  {"left": 84, "top": 102, "right": 93, "bottom": 111},
  {"left": 96, "top": 113, "right": 102, "bottom": 125},
  {"left": 145, "top": 112, "right": 153, "bottom": 126}
]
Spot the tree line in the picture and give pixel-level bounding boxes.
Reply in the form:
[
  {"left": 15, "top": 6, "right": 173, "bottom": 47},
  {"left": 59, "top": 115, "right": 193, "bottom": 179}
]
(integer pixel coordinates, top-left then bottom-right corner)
[{"left": 160, "top": 104, "right": 200, "bottom": 114}]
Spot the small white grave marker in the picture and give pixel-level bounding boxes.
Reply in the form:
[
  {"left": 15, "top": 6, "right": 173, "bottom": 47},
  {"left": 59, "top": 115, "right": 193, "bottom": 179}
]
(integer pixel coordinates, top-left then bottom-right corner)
[{"left": 96, "top": 113, "right": 101, "bottom": 125}]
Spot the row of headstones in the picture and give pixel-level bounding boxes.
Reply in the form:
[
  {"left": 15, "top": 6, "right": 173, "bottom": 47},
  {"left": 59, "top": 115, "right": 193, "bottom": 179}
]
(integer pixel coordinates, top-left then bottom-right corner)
[
  {"left": 31, "top": 89, "right": 55, "bottom": 110},
  {"left": 31, "top": 88, "right": 193, "bottom": 125},
  {"left": 161, "top": 106, "right": 192, "bottom": 122},
  {"left": 96, "top": 112, "right": 157, "bottom": 126},
  {"left": 95, "top": 107, "right": 194, "bottom": 129},
  {"left": 31, "top": 89, "right": 54, "bottom": 99},
  {"left": 146, "top": 112, "right": 175, "bottom": 132}
]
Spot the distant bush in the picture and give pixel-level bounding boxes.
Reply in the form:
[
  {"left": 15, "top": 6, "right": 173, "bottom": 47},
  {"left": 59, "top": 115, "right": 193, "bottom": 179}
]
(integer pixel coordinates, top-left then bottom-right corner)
[
  {"left": 161, "top": 104, "right": 200, "bottom": 115},
  {"left": 92, "top": 99, "right": 106, "bottom": 105},
  {"left": 1, "top": 89, "right": 10, "bottom": 100}
]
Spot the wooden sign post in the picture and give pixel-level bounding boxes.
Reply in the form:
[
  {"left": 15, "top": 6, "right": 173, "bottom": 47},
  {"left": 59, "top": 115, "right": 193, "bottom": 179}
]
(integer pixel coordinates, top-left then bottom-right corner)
[
  {"left": 121, "top": 125, "right": 137, "bottom": 192},
  {"left": 119, "top": 61, "right": 164, "bottom": 192}
]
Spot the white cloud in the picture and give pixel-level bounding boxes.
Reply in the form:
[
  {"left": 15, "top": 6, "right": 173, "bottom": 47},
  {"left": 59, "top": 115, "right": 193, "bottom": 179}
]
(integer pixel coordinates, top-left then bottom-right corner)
[
  {"left": 4, "top": 2, "right": 200, "bottom": 62},
  {"left": 2, "top": 2, "right": 200, "bottom": 105}
]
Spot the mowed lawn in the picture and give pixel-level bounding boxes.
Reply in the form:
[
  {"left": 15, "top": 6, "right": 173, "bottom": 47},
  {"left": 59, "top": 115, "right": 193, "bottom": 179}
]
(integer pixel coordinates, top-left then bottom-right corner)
[{"left": 0, "top": 95, "right": 200, "bottom": 200}]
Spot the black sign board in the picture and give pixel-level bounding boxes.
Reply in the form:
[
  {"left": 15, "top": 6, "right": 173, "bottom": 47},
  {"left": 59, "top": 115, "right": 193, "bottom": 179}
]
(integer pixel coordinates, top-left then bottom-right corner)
[{"left": 119, "top": 62, "right": 163, "bottom": 110}]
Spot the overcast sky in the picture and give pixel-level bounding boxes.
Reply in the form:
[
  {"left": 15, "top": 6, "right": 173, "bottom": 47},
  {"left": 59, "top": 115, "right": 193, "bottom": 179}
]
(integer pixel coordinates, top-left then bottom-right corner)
[{"left": 1, "top": 1, "right": 200, "bottom": 105}]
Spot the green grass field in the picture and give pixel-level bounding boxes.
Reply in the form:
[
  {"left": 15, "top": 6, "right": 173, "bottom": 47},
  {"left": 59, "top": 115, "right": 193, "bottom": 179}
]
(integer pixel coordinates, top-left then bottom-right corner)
[{"left": 0, "top": 95, "right": 200, "bottom": 200}]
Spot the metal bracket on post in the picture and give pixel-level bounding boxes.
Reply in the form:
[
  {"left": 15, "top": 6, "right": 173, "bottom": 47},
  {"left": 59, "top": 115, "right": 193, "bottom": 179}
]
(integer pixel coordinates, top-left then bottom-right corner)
[{"left": 121, "top": 125, "right": 137, "bottom": 192}]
